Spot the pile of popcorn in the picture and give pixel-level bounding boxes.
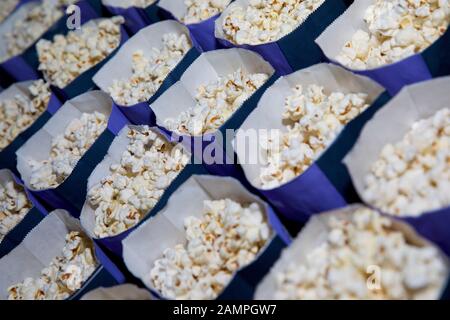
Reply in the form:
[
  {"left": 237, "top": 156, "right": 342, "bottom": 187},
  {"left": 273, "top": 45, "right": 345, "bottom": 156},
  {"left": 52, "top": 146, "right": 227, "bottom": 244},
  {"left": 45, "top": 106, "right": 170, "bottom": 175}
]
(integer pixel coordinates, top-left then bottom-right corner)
[
  {"left": 336, "top": 0, "right": 450, "bottom": 70},
  {"left": 87, "top": 127, "right": 189, "bottom": 238},
  {"left": 0, "top": 0, "right": 77, "bottom": 62},
  {"left": 0, "top": 179, "right": 32, "bottom": 243},
  {"left": 0, "top": 0, "right": 18, "bottom": 24},
  {"left": 8, "top": 231, "right": 98, "bottom": 300},
  {"left": 164, "top": 68, "right": 269, "bottom": 135},
  {"left": 220, "top": 0, "right": 325, "bottom": 45},
  {"left": 0, "top": 80, "right": 51, "bottom": 151},
  {"left": 37, "top": 16, "right": 124, "bottom": 89},
  {"left": 150, "top": 199, "right": 271, "bottom": 300},
  {"left": 107, "top": 33, "right": 192, "bottom": 106},
  {"left": 363, "top": 108, "right": 450, "bottom": 217},
  {"left": 259, "top": 84, "right": 369, "bottom": 189},
  {"left": 28, "top": 112, "right": 107, "bottom": 190},
  {"left": 182, "top": 0, "right": 231, "bottom": 24},
  {"left": 272, "top": 207, "right": 447, "bottom": 300}
]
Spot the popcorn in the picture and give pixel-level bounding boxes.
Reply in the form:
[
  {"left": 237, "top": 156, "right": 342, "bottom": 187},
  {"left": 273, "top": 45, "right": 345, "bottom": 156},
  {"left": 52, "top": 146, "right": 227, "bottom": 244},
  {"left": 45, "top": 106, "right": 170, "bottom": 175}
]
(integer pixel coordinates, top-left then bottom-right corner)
[
  {"left": 107, "top": 33, "right": 192, "bottom": 106},
  {"left": 37, "top": 16, "right": 124, "bottom": 89},
  {"left": 0, "top": 0, "right": 78, "bottom": 63},
  {"left": 7, "top": 231, "right": 98, "bottom": 300},
  {"left": 220, "top": 0, "right": 325, "bottom": 45},
  {"left": 259, "top": 84, "right": 369, "bottom": 189},
  {"left": 28, "top": 112, "right": 107, "bottom": 190},
  {"left": 336, "top": 0, "right": 450, "bottom": 70},
  {"left": 182, "top": 0, "right": 231, "bottom": 24},
  {"left": 164, "top": 68, "right": 269, "bottom": 135},
  {"left": 0, "top": 0, "right": 18, "bottom": 24},
  {"left": 272, "top": 207, "right": 447, "bottom": 300},
  {"left": 363, "top": 108, "right": 450, "bottom": 217},
  {"left": 0, "top": 80, "right": 51, "bottom": 151},
  {"left": 0, "top": 179, "right": 32, "bottom": 243},
  {"left": 108, "top": 0, "right": 156, "bottom": 8},
  {"left": 149, "top": 198, "right": 271, "bottom": 300},
  {"left": 87, "top": 127, "right": 189, "bottom": 238}
]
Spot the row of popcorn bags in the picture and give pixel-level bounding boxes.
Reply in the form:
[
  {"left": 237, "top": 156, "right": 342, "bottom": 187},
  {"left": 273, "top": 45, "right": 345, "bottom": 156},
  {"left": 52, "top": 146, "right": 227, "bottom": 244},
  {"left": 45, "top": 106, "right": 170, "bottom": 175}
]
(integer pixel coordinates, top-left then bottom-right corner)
[
  {"left": 0, "top": 80, "right": 64, "bottom": 175},
  {"left": 234, "top": 63, "right": 389, "bottom": 224},
  {"left": 255, "top": 204, "right": 450, "bottom": 300},
  {"left": 79, "top": 125, "right": 207, "bottom": 256},
  {"left": 158, "top": 0, "right": 232, "bottom": 51},
  {"left": 34, "top": 14, "right": 129, "bottom": 100},
  {"left": 122, "top": 174, "right": 291, "bottom": 300},
  {"left": 151, "top": 47, "right": 277, "bottom": 178},
  {"left": 0, "top": 0, "right": 101, "bottom": 88},
  {"left": 15, "top": 90, "right": 129, "bottom": 216},
  {"left": 316, "top": 0, "right": 450, "bottom": 95},
  {"left": 214, "top": 0, "right": 348, "bottom": 75},
  {"left": 0, "top": 210, "right": 125, "bottom": 300},
  {"left": 0, "top": 169, "right": 47, "bottom": 258},
  {"left": 101, "top": 0, "right": 163, "bottom": 35},
  {"left": 93, "top": 20, "right": 201, "bottom": 125},
  {"left": 344, "top": 76, "right": 450, "bottom": 256}
]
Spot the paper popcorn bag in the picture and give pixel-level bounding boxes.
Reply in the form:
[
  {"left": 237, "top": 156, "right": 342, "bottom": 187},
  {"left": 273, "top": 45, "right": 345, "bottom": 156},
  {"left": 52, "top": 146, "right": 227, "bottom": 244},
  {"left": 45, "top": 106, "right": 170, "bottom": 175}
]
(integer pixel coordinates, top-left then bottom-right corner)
[
  {"left": 80, "top": 125, "right": 206, "bottom": 257},
  {"left": 0, "top": 80, "right": 64, "bottom": 175},
  {"left": 122, "top": 175, "right": 291, "bottom": 300},
  {"left": 101, "top": 0, "right": 163, "bottom": 35},
  {"left": 344, "top": 76, "right": 450, "bottom": 255},
  {"left": 151, "top": 48, "right": 277, "bottom": 178},
  {"left": 0, "top": 169, "right": 46, "bottom": 259},
  {"left": 316, "top": 0, "right": 450, "bottom": 95},
  {"left": 16, "top": 90, "right": 129, "bottom": 216},
  {"left": 0, "top": 0, "right": 100, "bottom": 88},
  {"left": 255, "top": 204, "right": 450, "bottom": 300},
  {"left": 0, "top": 210, "right": 125, "bottom": 300},
  {"left": 234, "top": 63, "right": 387, "bottom": 223},
  {"left": 158, "top": 0, "right": 231, "bottom": 51},
  {"left": 93, "top": 20, "right": 200, "bottom": 125},
  {"left": 81, "top": 284, "right": 153, "bottom": 300},
  {"left": 33, "top": 16, "right": 129, "bottom": 101},
  {"left": 214, "top": 0, "right": 347, "bottom": 75}
]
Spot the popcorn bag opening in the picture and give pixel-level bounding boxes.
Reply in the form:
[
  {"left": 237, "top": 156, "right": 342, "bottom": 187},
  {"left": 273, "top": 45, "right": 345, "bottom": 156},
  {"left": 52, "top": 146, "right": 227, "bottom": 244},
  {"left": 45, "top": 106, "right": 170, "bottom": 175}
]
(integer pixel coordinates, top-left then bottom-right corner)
[
  {"left": 15, "top": 91, "right": 123, "bottom": 216},
  {"left": 158, "top": 0, "right": 233, "bottom": 51},
  {"left": 0, "top": 0, "right": 101, "bottom": 88},
  {"left": 81, "top": 283, "right": 153, "bottom": 300},
  {"left": 151, "top": 48, "right": 276, "bottom": 178},
  {"left": 344, "top": 76, "right": 450, "bottom": 255},
  {"left": 215, "top": 0, "right": 348, "bottom": 75},
  {"left": 122, "top": 175, "right": 290, "bottom": 300},
  {"left": 316, "top": 0, "right": 450, "bottom": 95},
  {"left": 234, "top": 63, "right": 386, "bottom": 223},
  {"left": 101, "top": 0, "right": 163, "bottom": 35},
  {"left": 93, "top": 20, "right": 200, "bottom": 126},
  {"left": 80, "top": 125, "right": 206, "bottom": 257},
  {"left": 255, "top": 205, "right": 450, "bottom": 300},
  {"left": 0, "top": 210, "right": 124, "bottom": 300},
  {"left": 0, "top": 169, "right": 46, "bottom": 259},
  {"left": 0, "top": 80, "right": 64, "bottom": 175},
  {"left": 36, "top": 16, "right": 129, "bottom": 101}
]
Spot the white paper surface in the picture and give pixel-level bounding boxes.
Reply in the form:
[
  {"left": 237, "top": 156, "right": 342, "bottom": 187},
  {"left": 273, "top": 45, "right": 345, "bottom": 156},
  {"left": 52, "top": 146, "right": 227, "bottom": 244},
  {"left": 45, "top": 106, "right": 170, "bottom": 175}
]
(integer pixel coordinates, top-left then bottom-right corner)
[
  {"left": 0, "top": 209, "right": 98, "bottom": 300},
  {"left": 102, "top": 0, "right": 156, "bottom": 9},
  {"left": 93, "top": 20, "right": 192, "bottom": 105},
  {"left": 344, "top": 76, "right": 450, "bottom": 203},
  {"left": 122, "top": 174, "right": 276, "bottom": 297},
  {"left": 81, "top": 283, "right": 152, "bottom": 300},
  {"left": 151, "top": 48, "right": 275, "bottom": 134},
  {"left": 158, "top": 0, "right": 188, "bottom": 20},
  {"left": 16, "top": 91, "right": 113, "bottom": 191},
  {"left": 254, "top": 204, "right": 450, "bottom": 300},
  {"left": 234, "top": 63, "right": 384, "bottom": 189}
]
